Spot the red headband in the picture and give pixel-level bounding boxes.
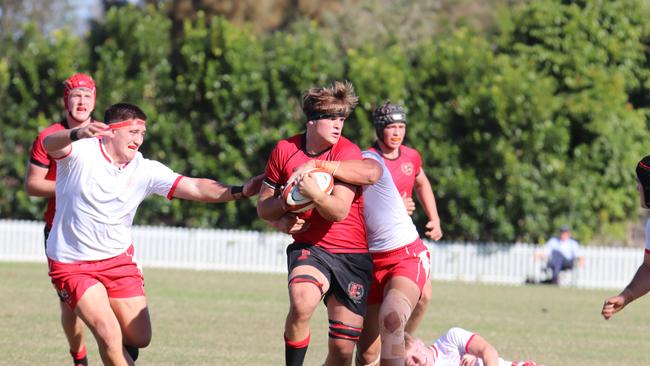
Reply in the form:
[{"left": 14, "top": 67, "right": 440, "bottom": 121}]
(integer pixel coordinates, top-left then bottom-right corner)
[{"left": 108, "top": 119, "right": 146, "bottom": 130}]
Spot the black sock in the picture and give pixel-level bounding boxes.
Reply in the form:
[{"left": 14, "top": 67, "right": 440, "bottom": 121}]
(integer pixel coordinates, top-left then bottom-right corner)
[
  {"left": 124, "top": 344, "right": 139, "bottom": 362},
  {"left": 285, "top": 333, "right": 310, "bottom": 366}
]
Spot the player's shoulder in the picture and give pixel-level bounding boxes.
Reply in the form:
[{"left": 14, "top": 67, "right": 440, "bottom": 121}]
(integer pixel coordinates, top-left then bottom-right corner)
[
  {"left": 276, "top": 134, "right": 303, "bottom": 150},
  {"left": 37, "top": 121, "right": 68, "bottom": 138},
  {"left": 399, "top": 144, "right": 421, "bottom": 158},
  {"left": 335, "top": 136, "right": 361, "bottom": 151}
]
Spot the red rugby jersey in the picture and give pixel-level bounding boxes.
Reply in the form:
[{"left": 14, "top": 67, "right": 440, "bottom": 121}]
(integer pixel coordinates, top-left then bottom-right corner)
[
  {"left": 369, "top": 144, "right": 422, "bottom": 199},
  {"left": 29, "top": 122, "right": 69, "bottom": 228},
  {"left": 265, "top": 133, "right": 367, "bottom": 253}
]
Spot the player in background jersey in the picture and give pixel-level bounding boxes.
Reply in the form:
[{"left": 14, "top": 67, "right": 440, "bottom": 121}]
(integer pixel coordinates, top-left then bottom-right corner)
[
  {"left": 370, "top": 101, "right": 443, "bottom": 335},
  {"left": 257, "top": 81, "right": 374, "bottom": 366},
  {"left": 42, "top": 102, "right": 263, "bottom": 366},
  {"left": 24, "top": 73, "right": 97, "bottom": 366},
  {"left": 404, "top": 328, "right": 544, "bottom": 366},
  {"left": 602, "top": 155, "right": 650, "bottom": 320},
  {"left": 285, "top": 151, "right": 431, "bottom": 366}
]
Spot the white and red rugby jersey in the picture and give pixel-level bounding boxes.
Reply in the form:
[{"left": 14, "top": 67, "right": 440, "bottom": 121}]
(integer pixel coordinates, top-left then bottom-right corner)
[
  {"left": 46, "top": 137, "right": 182, "bottom": 262},
  {"left": 369, "top": 144, "right": 422, "bottom": 199},
  {"left": 264, "top": 133, "right": 367, "bottom": 253},
  {"left": 361, "top": 150, "right": 418, "bottom": 253}
]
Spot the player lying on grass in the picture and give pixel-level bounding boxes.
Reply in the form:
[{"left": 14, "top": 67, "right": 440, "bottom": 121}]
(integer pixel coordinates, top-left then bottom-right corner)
[{"left": 404, "top": 327, "right": 544, "bottom": 366}]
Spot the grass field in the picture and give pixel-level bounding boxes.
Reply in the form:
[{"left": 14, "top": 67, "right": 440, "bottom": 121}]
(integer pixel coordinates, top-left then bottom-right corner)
[{"left": 2, "top": 261, "right": 649, "bottom": 365}]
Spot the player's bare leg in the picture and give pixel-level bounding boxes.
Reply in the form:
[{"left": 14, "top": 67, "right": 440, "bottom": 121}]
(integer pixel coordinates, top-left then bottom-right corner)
[
  {"left": 60, "top": 301, "right": 88, "bottom": 365},
  {"left": 404, "top": 280, "right": 431, "bottom": 334},
  {"left": 110, "top": 296, "right": 151, "bottom": 363},
  {"left": 285, "top": 265, "right": 330, "bottom": 366},
  {"left": 378, "top": 277, "right": 419, "bottom": 366},
  {"left": 75, "top": 283, "right": 129, "bottom": 366},
  {"left": 324, "top": 297, "right": 364, "bottom": 366},
  {"left": 355, "top": 304, "right": 380, "bottom": 366}
]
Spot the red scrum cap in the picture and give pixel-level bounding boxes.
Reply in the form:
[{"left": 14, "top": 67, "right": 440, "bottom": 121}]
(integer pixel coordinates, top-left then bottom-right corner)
[{"left": 63, "top": 73, "right": 96, "bottom": 110}]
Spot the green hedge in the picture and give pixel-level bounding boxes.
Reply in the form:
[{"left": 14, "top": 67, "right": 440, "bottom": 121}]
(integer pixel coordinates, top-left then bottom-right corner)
[{"left": 2, "top": 1, "right": 649, "bottom": 244}]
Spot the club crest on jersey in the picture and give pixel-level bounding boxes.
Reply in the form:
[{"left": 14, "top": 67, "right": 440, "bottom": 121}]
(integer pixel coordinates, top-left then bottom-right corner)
[
  {"left": 401, "top": 162, "right": 414, "bottom": 176},
  {"left": 347, "top": 282, "right": 365, "bottom": 303},
  {"left": 298, "top": 249, "right": 311, "bottom": 261}
]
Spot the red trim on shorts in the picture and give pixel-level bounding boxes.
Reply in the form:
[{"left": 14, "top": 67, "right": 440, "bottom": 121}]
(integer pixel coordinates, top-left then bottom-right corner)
[
  {"left": 465, "top": 333, "right": 477, "bottom": 353},
  {"left": 645, "top": 248, "right": 650, "bottom": 254},
  {"left": 285, "top": 332, "right": 310, "bottom": 348},
  {"left": 370, "top": 238, "right": 424, "bottom": 259},
  {"left": 167, "top": 175, "right": 184, "bottom": 200}
]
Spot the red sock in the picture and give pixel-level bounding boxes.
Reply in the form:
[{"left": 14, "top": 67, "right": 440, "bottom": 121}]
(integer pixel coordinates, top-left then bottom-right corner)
[{"left": 70, "top": 345, "right": 88, "bottom": 366}]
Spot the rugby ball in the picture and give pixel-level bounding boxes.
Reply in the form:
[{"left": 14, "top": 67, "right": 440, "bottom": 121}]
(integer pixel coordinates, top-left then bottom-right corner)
[{"left": 282, "top": 168, "right": 334, "bottom": 213}]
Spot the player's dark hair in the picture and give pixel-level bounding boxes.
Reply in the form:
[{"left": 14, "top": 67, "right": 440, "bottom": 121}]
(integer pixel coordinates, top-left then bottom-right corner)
[
  {"left": 302, "top": 81, "right": 359, "bottom": 121},
  {"left": 104, "top": 103, "right": 147, "bottom": 124},
  {"left": 636, "top": 155, "right": 650, "bottom": 207}
]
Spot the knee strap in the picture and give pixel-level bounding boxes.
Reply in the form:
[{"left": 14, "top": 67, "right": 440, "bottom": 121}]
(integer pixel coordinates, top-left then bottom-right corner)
[
  {"left": 328, "top": 320, "right": 362, "bottom": 342},
  {"left": 124, "top": 344, "right": 139, "bottom": 362},
  {"left": 289, "top": 274, "right": 324, "bottom": 296}
]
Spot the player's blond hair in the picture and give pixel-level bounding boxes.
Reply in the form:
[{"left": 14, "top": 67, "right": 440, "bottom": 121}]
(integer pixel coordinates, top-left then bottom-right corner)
[{"left": 302, "top": 80, "right": 359, "bottom": 120}]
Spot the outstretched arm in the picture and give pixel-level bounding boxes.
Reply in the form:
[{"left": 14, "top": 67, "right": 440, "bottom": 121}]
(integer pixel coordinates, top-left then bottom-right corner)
[
  {"left": 414, "top": 168, "right": 442, "bottom": 240},
  {"left": 287, "top": 159, "right": 382, "bottom": 187},
  {"left": 43, "top": 122, "right": 111, "bottom": 158},
  {"left": 602, "top": 251, "right": 650, "bottom": 319},
  {"left": 257, "top": 183, "right": 288, "bottom": 221},
  {"left": 172, "top": 174, "right": 264, "bottom": 202},
  {"left": 286, "top": 159, "right": 381, "bottom": 222},
  {"left": 465, "top": 334, "right": 499, "bottom": 366}
]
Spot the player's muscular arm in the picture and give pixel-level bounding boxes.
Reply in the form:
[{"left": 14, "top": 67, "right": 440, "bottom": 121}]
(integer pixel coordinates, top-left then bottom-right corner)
[
  {"left": 309, "top": 181, "right": 356, "bottom": 222},
  {"left": 322, "top": 159, "right": 382, "bottom": 186},
  {"left": 603, "top": 253, "right": 650, "bottom": 319},
  {"left": 466, "top": 334, "right": 499, "bottom": 366},
  {"left": 24, "top": 163, "right": 55, "bottom": 197},
  {"left": 619, "top": 253, "right": 650, "bottom": 302},
  {"left": 287, "top": 159, "right": 381, "bottom": 187},
  {"left": 257, "top": 184, "right": 288, "bottom": 221},
  {"left": 43, "top": 122, "right": 111, "bottom": 157},
  {"left": 173, "top": 175, "right": 263, "bottom": 203},
  {"left": 414, "top": 168, "right": 443, "bottom": 240}
]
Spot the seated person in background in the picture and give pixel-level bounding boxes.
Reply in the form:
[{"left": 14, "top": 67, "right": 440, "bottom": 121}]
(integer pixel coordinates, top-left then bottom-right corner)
[
  {"left": 535, "top": 225, "right": 584, "bottom": 285},
  {"left": 404, "top": 327, "right": 544, "bottom": 366}
]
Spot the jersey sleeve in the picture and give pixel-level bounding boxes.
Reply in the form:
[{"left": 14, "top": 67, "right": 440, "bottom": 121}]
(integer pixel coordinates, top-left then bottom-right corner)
[
  {"left": 144, "top": 159, "right": 182, "bottom": 199},
  {"left": 413, "top": 148, "right": 423, "bottom": 176},
  {"left": 263, "top": 142, "right": 284, "bottom": 189},
  {"left": 444, "top": 327, "right": 476, "bottom": 356},
  {"left": 334, "top": 139, "right": 362, "bottom": 161},
  {"left": 29, "top": 133, "right": 51, "bottom": 169}
]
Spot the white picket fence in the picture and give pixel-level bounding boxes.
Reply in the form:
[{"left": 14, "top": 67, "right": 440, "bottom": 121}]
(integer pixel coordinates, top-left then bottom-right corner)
[{"left": 0, "top": 219, "right": 643, "bottom": 290}]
